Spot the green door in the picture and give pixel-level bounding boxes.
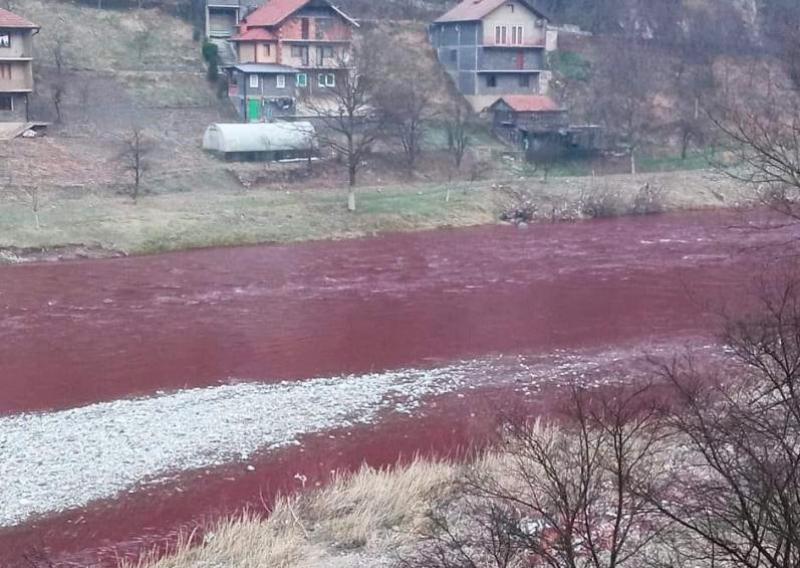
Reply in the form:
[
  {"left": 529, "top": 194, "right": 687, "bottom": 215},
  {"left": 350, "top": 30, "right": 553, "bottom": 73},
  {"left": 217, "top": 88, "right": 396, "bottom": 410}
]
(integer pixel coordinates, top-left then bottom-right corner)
[{"left": 247, "top": 98, "right": 260, "bottom": 122}]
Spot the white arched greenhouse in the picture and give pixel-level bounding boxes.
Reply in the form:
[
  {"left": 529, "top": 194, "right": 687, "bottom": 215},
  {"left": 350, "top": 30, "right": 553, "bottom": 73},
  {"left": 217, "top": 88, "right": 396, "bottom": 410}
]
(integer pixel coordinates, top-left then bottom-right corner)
[{"left": 202, "top": 122, "right": 317, "bottom": 161}]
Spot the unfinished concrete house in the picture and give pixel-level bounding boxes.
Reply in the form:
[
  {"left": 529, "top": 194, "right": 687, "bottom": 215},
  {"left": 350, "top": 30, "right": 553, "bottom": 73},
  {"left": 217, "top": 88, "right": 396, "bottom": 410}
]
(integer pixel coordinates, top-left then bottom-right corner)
[
  {"left": 0, "top": 8, "right": 38, "bottom": 122},
  {"left": 429, "top": 0, "right": 557, "bottom": 112}
]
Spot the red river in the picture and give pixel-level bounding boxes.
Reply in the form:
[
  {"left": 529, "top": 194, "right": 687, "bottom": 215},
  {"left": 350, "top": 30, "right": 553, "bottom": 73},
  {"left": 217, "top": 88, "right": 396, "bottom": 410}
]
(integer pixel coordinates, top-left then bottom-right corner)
[{"left": 0, "top": 208, "right": 796, "bottom": 566}]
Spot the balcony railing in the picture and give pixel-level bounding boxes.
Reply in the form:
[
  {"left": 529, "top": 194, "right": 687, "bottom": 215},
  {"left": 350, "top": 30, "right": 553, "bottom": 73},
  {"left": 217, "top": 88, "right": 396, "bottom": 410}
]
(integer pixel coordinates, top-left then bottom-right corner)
[{"left": 482, "top": 40, "right": 546, "bottom": 48}]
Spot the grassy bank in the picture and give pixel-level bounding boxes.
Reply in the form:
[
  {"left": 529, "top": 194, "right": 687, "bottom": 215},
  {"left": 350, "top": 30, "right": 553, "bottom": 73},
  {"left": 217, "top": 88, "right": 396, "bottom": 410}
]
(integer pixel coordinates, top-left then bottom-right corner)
[
  {"left": 0, "top": 169, "right": 747, "bottom": 261},
  {"left": 127, "top": 459, "right": 459, "bottom": 568}
]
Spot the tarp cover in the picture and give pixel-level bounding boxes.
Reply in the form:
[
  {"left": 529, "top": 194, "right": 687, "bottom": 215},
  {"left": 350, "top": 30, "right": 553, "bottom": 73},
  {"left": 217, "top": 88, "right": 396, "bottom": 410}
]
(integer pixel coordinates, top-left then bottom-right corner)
[{"left": 203, "top": 121, "right": 316, "bottom": 153}]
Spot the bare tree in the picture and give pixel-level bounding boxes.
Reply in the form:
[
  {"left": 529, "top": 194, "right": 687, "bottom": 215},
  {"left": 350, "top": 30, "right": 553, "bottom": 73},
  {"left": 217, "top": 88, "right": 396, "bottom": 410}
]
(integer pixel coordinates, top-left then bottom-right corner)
[
  {"left": 119, "top": 126, "right": 151, "bottom": 202},
  {"left": 592, "top": 38, "right": 658, "bottom": 175},
  {"left": 306, "top": 34, "right": 384, "bottom": 211},
  {"left": 51, "top": 79, "right": 66, "bottom": 124},
  {"left": 404, "top": 385, "right": 669, "bottom": 568},
  {"left": 52, "top": 33, "right": 68, "bottom": 75},
  {"left": 21, "top": 184, "right": 40, "bottom": 229},
  {"left": 375, "top": 52, "right": 435, "bottom": 176},
  {"left": 133, "top": 29, "right": 153, "bottom": 65},
  {"left": 646, "top": 275, "right": 800, "bottom": 568},
  {"left": 444, "top": 102, "right": 472, "bottom": 172},
  {"left": 710, "top": 80, "right": 800, "bottom": 219}
]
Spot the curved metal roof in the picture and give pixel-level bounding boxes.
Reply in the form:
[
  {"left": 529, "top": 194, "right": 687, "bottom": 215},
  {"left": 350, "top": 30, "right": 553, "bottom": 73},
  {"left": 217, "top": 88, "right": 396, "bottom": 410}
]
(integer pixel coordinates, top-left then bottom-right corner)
[{"left": 203, "top": 122, "right": 316, "bottom": 154}]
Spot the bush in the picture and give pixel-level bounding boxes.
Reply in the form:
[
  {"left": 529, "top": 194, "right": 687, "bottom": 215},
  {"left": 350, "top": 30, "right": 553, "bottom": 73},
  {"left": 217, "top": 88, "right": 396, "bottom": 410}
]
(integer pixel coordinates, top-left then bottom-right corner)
[
  {"left": 580, "top": 185, "right": 627, "bottom": 218},
  {"left": 201, "top": 41, "right": 219, "bottom": 63},
  {"left": 549, "top": 51, "right": 592, "bottom": 82},
  {"left": 207, "top": 61, "right": 220, "bottom": 82},
  {"left": 633, "top": 183, "right": 667, "bottom": 215}
]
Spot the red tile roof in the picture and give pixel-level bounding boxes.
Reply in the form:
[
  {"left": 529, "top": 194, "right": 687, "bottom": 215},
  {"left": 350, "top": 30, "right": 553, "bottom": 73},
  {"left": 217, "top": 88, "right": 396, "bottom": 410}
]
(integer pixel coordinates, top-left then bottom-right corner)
[
  {"left": 435, "top": 0, "right": 547, "bottom": 23},
  {"left": 241, "top": 0, "right": 357, "bottom": 28},
  {"left": 0, "top": 8, "right": 38, "bottom": 29},
  {"left": 492, "top": 95, "right": 563, "bottom": 112},
  {"left": 230, "top": 27, "right": 278, "bottom": 42},
  {"left": 242, "top": 0, "right": 309, "bottom": 26}
]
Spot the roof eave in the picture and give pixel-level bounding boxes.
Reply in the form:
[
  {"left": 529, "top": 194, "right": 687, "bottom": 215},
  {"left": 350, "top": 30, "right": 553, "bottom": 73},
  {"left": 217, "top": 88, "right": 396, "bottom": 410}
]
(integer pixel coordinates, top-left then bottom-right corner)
[{"left": 268, "top": 0, "right": 359, "bottom": 29}]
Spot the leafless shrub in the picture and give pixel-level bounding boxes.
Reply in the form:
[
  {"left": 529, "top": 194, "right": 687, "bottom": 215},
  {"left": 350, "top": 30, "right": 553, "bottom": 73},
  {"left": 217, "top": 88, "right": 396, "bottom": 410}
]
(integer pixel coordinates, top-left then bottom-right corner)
[
  {"left": 403, "top": 386, "right": 670, "bottom": 568},
  {"left": 646, "top": 275, "right": 800, "bottom": 568},
  {"left": 632, "top": 183, "right": 668, "bottom": 215},
  {"left": 580, "top": 184, "right": 627, "bottom": 219},
  {"left": 499, "top": 186, "right": 537, "bottom": 225}
]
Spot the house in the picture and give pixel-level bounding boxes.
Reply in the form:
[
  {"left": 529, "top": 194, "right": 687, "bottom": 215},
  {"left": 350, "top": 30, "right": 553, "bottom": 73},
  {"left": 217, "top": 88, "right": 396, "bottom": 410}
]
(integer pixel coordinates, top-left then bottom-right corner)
[
  {"left": 0, "top": 8, "right": 38, "bottom": 122},
  {"left": 228, "top": 63, "right": 300, "bottom": 121},
  {"left": 206, "top": 0, "right": 243, "bottom": 38},
  {"left": 490, "top": 95, "right": 602, "bottom": 155},
  {"left": 228, "top": 0, "right": 358, "bottom": 121},
  {"left": 429, "top": 0, "right": 556, "bottom": 110},
  {"left": 490, "top": 95, "right": 567, "bottom": 133},
  {"left": 202, "top": 121, "right": 317, "bottom": 160}
]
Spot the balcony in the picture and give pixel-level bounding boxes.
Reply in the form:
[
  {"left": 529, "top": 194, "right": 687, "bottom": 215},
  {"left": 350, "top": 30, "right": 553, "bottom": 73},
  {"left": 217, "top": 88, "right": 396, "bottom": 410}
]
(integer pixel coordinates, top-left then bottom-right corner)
[
  {"left": 482, "top": 40, "right": 545, "bottom": 48},
  {"left": 478, "top": 48, "right": 545, "bottom": 72}
]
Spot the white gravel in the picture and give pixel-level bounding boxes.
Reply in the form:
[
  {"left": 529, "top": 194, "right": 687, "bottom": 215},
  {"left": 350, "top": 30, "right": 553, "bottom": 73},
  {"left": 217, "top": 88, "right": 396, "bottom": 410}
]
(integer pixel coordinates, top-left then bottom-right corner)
[
  {"left": 0, "top": 363, "right": 496, "bottom": 528},
  {"left": 0, "top": 342, "right": 714, "bottom": 528}
]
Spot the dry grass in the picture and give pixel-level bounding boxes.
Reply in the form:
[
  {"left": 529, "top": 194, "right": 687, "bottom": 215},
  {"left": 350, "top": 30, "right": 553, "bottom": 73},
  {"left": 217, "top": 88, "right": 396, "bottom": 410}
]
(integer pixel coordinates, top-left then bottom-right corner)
[
  {"left": 0, "top": 169, "right": 751, "bottom": 261},
  {"left": 127, "top": 459, "right": 458, "bottom": 568}
]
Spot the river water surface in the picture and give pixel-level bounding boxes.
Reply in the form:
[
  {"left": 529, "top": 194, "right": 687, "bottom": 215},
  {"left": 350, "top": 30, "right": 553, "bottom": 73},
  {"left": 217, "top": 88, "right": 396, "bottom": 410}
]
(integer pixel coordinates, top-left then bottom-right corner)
[{"left": 0, "top": 208, "right": 796, "bottom": 566}]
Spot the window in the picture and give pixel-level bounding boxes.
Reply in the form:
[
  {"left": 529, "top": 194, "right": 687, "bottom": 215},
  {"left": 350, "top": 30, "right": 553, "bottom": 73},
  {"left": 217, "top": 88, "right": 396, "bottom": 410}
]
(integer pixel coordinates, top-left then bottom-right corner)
[
  {"left": 297, "top": 73, "right": 308, "bottom": 88},
  {"left": 0, "top": 64, "right": 12, "bottom": 80},
  {"left": 0, "top": 94, "right": 12, "bottom": 111},
  {"left": 316, "top": 46, "right": 334, "bottom": 66},
  {"left": 261, "top": 43, "right": 271, "bottom": 58},
  {"left": 301, "top": 18, "right": 310, "bottom": 39},
  {"left": 519, "top": 74, "right": 530, "bottom": 88},
  {"left": 449, "top": 49, "right": 457, "bottom": 63},
  {"left": 511, "top": 26, "right": 524, "bottom": 45},
  {"left": 292, "top": 45, "right": 310, "bottom": 66},
  {"left": 318, "top": 73, "right": 335, "bottom": 88},
  {"left": 487, "top": 75, "right": 497, "bottom": 88},
  {"left": 315, "top": 17, "right": 333, "bottom": 39},
  {"left": 0, "top": 34, "right": 10, "bottom": 48},
  {"left": 276, "top": 74, "right": 286, "bottom": 88},
  {"left": 248, "top": 74, "right": 259, "bottom": 89}
]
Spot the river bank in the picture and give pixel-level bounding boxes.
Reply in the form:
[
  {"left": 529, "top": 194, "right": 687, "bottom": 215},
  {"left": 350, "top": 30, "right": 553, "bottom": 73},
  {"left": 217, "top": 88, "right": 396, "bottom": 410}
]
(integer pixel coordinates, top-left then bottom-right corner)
[
  {"left": 1, "top": 208, "right": 793, "bottom": 566},
  {"left": 0, "top": 169, "right": 747, "bottom": 262}
]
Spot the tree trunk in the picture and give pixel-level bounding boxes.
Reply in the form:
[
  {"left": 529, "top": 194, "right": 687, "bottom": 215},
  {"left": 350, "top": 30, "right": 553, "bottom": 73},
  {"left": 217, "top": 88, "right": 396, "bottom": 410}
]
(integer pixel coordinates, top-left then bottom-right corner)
[
  {"left": 630, "top": 149, "right": 637, "bottom": 177},
  {"left": 347, "top": 188, "right": 356, "bottom": 212}
]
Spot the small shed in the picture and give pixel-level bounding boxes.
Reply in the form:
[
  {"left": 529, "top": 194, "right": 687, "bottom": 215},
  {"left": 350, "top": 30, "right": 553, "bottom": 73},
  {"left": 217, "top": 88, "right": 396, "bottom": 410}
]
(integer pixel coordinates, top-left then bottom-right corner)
[{"left": 202, "top": 121, "right": 316, "bottom": 161}]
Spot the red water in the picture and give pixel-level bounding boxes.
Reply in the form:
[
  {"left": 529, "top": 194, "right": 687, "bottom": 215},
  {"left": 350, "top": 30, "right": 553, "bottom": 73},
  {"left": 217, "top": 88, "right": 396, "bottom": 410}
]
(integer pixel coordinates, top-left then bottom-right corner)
[{"left": 1, "top": 209, "right": 796, "bottom": 566}]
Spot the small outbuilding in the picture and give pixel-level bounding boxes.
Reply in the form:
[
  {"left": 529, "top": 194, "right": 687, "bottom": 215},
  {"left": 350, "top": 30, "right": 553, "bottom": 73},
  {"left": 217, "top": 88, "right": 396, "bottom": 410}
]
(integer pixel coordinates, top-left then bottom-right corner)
[{"left": 202, "top": 121, "right": 317, "bottom": 161}]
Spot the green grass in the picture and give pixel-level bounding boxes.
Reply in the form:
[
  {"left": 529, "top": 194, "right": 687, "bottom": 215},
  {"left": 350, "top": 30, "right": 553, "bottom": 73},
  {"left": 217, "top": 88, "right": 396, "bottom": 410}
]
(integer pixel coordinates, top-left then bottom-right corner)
[
  {"left": 512, "top": 149, "right": 717, "bottom": 179},
  {"left": 0, "top": 166, "right": 742, "bottom": 260},
  {"left": 549, "top": 51, "right": 592, "bottom": 82},
  {"left": 0, "top": 180, "right": 500, "bottom": 257},
  {"left": 636, "top": 150, "right": 716, "bottom": 173}
]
